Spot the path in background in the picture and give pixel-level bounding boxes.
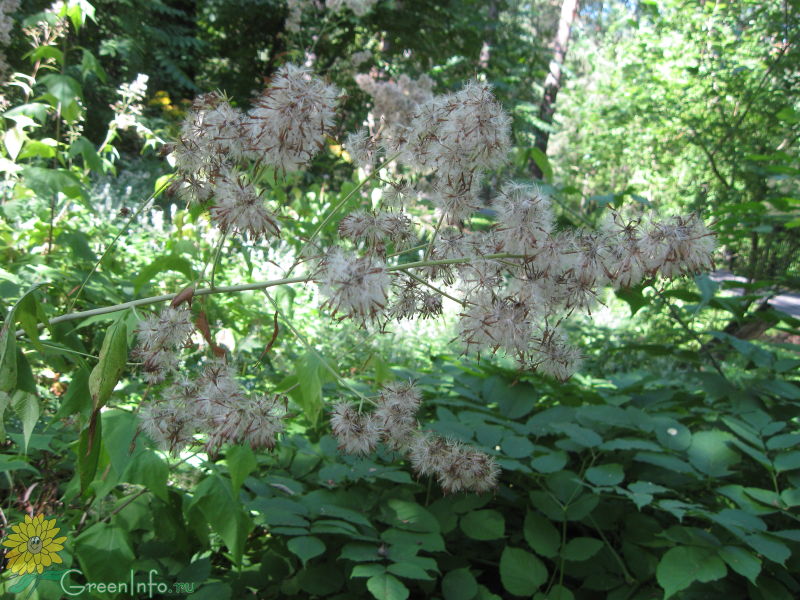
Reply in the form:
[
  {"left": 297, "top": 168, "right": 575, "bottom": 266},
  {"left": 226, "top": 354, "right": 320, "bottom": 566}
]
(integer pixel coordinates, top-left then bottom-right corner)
[{"left": 709, "top": 271, "right": 800, "bottom": 319}]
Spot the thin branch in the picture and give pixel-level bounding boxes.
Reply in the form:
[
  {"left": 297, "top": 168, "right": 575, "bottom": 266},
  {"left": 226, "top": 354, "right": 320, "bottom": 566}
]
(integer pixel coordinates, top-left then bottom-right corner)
[{"left": 17, "top": 253, "right": 525, "bottom": 337}]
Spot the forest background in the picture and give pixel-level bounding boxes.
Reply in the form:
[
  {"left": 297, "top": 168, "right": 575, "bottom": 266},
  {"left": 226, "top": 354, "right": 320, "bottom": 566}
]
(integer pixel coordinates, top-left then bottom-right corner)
[{"left": 0, "top": 0, "right": 799, "bottom": 599}]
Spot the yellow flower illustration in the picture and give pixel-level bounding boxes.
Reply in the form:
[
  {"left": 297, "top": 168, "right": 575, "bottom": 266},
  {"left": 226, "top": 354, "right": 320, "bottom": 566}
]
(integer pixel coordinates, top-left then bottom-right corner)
[{"left": 2, "top": 514, "right": 66, "bottom": 575}]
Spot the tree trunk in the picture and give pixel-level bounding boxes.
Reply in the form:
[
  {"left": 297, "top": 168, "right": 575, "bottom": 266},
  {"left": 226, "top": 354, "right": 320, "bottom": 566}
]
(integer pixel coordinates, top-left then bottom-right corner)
[{"left": 531, "top": 0, "right": 580, "bottom": 179}]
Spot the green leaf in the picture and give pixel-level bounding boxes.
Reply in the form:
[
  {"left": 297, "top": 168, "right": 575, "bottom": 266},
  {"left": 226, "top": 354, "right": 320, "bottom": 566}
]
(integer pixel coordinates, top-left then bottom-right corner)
[
  {"left": 39, "top": 73, "right": 82, "bottom": 113},
  {"left": 16, "top": 288, "right": 50, "bottom": 353},
  {"left": 743, "top": 533, "right": 790, "bottom": 565},
  {"left": 189, "top": 475, "right": 254, "bottom": 564},
  {"left": 13, "top": 391, "right": 39, "bottom": 454},
  {"left": 7, "top": 573, "right": 35, "bottom": 594},
  {"left": 0, "top": 454, "right": 39, "bottom": 475},
  {"left": 386, "top": 499, "right": 440, "bottom": 533},
  {"left": 499, "top": 547, "right": 548, "bottom": 596},
  {"left": 562, "top": 537, "right": 603, "bottom": 561},
  {"left": 534, "top": 585, "right": 574, "bottom": 600},
  {"left": 773, "top": 451, "right": 800, "bottom": 472},
  {"left": 366, "top": 573, "right": 410, "bottom": 600},
  {"left": 74, "top": 522, "right": 136, "bottom": 583},
  {"left": 101, "top": 409, "right": 141, "bottom": 476},
  {"left": 88, "top": 316, "right": 128, "bottom": 412},
  {"left": 531, "top": 451, "right": 568, "bottom": 473},
  {"left": 381, "top": 528, "right": 445, "bottom": 552},
  {"left": 4, "top": 126, "right": 25, "bottom": 161},
  {"left": 523, "top": 511, "right": 560, "bottom": 558},
  {"left": 615, "top": 284, "right": 648, "bottom": 316},
  {"left": 69, "top": 136, "right": 103, "bottom": 172},
  {"left": 387, "top": 562, "right": 434, "bottom": 581},
  {"left": 353, "top": 564, "right": 386, "bottom": 578},
  {"left": 482, "top": 376, "right": 535, "bottom": 419},
  {"left": 442, "top": 568, "right": 478, "bottom": 600},
  {"left": 688, "top": 430, "right": 740, "bottom": 476},
  {"left": 529, "top": 147, "right": 553, "bottom": 182},
  {"left": 125, "top": 450, "right": 169, "bottom": 501},
  {"left": 77, "top": 414, "right": 102, "bottom": 493},
  {"left": 0, "top": 307, "right": 18, "bottom": 394},
  {"left": 550, "top": 422, "right": 602, "bottom": 447},
  {"left": 287, "top": 535, "right": 325, "bottom": 566},
  {"left": 460, "top": 509, "right": 505, "bottom": 540},
  {"left": 80, "top": 49, "right": 107, "bottom": 83},
  {"left": 133, "top": 255, "right": 195, "bottom": 293},
  {"left": 656, "top": 546, "right": 727, "bottom": 599},
  {"left": 585, "top": 463, "right": 624, "bottom": 486},
  {"left": 289, "top": 351, "right": 333, "bottom": 425},
  {"left": 340, "top": 543, "right": 383, "bottom": 562},
  {"left": 718, "top": 546, "right": 761, "bottom": 585},
  {"left": 766, "top": 433, "right": 800, "bottom": 450},
  {"left": 226, "top": 444, "right": 257, "bottom": 493}
]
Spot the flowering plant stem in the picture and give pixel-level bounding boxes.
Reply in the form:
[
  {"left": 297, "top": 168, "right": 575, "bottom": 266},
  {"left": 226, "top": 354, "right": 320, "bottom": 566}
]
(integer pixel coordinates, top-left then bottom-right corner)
[
  {"left": 262, "top": 290, "right": 372, "bottom": 408},
  {"left": 17, "top": 253, "right": 525, "bottom": 337},
  {"left": 287, "top": 152, "right": 402, "bottom": 275}
]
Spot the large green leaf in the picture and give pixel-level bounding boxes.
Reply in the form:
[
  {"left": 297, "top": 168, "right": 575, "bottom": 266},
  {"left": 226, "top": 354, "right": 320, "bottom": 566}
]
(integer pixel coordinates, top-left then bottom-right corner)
[
  {"left": 460, "top": 509, "right": 505, "bottom": 540},
  {"left": 523, "top": 511, "right": 560, "bottom": 558},
  {"left": 562, "top": 537, "right": 603, "bottom": 561},
  {"left": 687, "top": 430, "right": 740, "bottom": 476},
  {"left": 12, "top": 391, "right": 39, "bottom": 454},
  {"left": 499, "top": 547, "right": 547, "bottom": 596},
  {"left": 226, "top": 444, "right": 257, "bottom": 493},
  {"left": 386, "top": 499, "right": 440, "bottom": 533},
  {"left": 189, "top": 475, "right": 254, "bottom": 564},
  {"left": 366, "top": 573, "right": 409, "bottom": 600},
  {"left": 125, "top": 450, "right": 169, "bottom": 501},
  {"left": 287, "top": 535, "right": 325, "bottom": 566},
  {"left": 482, "top": 376, "right": 535, "bottom": 419},
  {"left": 442, "top": 568, "right": 478, "bottom": 600},
  {"left": 74, "top": 522, "right": 136, "bottom": 583},
  {"left": 88, "top": 315, "right": 128, "bottom": 412},
  {"left": 656, "top": 546, "right": 727, "bottom": 599},
  {"left": 718, "top": 545, "right": 761, "bottom": 585}
]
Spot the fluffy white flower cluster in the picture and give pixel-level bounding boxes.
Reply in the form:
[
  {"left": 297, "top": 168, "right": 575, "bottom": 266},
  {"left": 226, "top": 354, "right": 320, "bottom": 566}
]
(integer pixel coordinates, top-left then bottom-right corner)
[
  {"left": 245, "top": 64, "right": 339, "bottom": 171},
  {"left": 324, "top": 80, "right": 715, "bottom": 386},
  {"left": 132, "top": 307, "right": 194, "bottom": 384},
  {"left": 169, "top": 65, "right": 339, "bottom": 241},
  {"left": 147, "top": 72, "right": 716, "bottom": 495},
  {"left": 319, "top": 248, "right": 390, "bottom": 322},
  {"left": 355, "top": 73, "right": 435, "bottom": 136},
  {"left": 331, "top": 382, "right": 499, "bottom": 494},
  {"left": 111, "top": 74, "right": 149, "bottom": 131},
  {"left": 338, "top": 209, "right": 413, "bottom": 248},
  {"left": 210, "top": 170, "right": 280, "bottom": 241},
  {"left": 139, "top": 360, "right": 286, "bottom": 455}
]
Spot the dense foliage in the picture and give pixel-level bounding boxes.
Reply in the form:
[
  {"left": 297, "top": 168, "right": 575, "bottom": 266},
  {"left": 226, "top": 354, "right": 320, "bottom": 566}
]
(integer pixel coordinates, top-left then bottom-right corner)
[{"left": 0, "top": 1, "right": 798, "bottom": 599}]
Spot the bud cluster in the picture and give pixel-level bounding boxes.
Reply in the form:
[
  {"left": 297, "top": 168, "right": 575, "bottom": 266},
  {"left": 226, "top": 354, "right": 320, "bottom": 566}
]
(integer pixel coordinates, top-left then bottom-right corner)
[{"left": 331, "top": 382, "right": 499, "bottom": 493}]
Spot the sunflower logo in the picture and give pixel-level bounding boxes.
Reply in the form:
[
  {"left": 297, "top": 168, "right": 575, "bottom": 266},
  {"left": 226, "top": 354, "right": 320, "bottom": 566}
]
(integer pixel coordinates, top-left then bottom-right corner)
[{"left": 2, "top": 514, "right": 66, "bottom": 575}]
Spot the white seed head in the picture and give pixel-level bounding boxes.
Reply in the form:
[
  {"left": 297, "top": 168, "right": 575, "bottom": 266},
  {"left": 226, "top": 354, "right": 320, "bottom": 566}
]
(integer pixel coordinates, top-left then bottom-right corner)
[{"left": 245, "top": 64, "right": 339, "bottom": 171}]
